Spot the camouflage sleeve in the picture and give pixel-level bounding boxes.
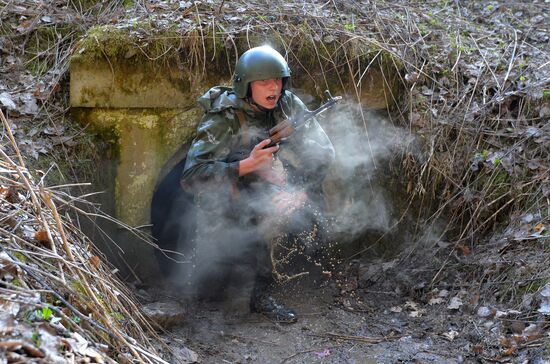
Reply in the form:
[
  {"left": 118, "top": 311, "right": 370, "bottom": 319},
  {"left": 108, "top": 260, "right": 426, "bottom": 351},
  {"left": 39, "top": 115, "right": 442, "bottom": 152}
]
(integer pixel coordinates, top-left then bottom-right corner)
[
  {"left": 181, "top": 112, "right": 240, "bottom": 195},
  {"left": 280, "top": 93, "right": 335, "bottom": 185}
]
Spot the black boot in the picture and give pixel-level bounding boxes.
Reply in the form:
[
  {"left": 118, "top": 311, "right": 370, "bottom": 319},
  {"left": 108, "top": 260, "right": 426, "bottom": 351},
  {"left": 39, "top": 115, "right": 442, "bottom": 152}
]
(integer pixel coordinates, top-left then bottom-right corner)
[
  {"left": 250, "top": 244, "right": 298, "bottom": 323},
  {"left": 249, "top": 276, "right": 297, "bottom": 323},
  {"left": 250, "top": 295, "right": 298, "bottom": 323}
]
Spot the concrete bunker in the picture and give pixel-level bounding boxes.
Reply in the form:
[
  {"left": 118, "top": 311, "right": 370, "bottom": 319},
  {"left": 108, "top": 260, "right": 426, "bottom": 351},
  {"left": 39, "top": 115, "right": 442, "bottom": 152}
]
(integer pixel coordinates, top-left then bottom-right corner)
[{"left": 69, "top": 25, "right": 405, "bottom": 281}]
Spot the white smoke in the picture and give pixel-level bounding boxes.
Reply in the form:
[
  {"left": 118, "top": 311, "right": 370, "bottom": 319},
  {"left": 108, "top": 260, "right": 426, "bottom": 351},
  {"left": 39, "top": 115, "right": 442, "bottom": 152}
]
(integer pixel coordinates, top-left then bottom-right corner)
[
  {"left": 163, "top": 99, "right": 418, "bottom": 300},
  {"left": 320, "top": 102, "right": 416, "bottom": 241}
]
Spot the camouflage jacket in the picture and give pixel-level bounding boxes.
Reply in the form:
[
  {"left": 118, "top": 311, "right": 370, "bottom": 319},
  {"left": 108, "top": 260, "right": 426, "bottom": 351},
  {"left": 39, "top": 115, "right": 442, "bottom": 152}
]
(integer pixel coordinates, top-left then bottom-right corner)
[{"left": 181, "top": 86, "right": 335, "bottom": 205}]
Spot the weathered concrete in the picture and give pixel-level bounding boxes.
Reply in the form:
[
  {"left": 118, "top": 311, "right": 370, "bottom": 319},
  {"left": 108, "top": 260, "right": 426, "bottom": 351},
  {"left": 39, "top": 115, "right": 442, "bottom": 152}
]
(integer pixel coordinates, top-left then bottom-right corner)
[
  {"left": 70, "top": 60, "right": 194, "bottom": 109},
  {"left": 72, "top": 107, "right": 202, "bottom": 226}
]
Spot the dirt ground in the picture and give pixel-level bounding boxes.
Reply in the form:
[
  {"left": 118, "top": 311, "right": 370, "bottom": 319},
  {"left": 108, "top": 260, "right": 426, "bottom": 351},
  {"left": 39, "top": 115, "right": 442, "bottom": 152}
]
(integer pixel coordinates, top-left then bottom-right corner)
[
  {"left": 174, "top": 282, "right": 463, "bottom": 363},
  {"left": 147, "top": 251, "right": 548, "bottom": 364}
]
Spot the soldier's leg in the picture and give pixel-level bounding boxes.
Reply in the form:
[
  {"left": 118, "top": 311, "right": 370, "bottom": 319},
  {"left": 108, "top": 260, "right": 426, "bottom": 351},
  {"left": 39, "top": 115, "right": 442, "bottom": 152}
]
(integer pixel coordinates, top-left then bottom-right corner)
[
  {"left": 249, "top": 239, "right": 297, "bottom": 323},
  {"left": 190, "top": 209, "right": 233, "bottom": 301}
]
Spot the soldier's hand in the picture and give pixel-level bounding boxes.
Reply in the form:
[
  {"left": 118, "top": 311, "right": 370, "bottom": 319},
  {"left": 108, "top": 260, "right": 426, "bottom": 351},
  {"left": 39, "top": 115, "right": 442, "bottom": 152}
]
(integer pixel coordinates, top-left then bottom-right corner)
[{"left": 239, "top": 139, "right": 279, "bottom": 176}]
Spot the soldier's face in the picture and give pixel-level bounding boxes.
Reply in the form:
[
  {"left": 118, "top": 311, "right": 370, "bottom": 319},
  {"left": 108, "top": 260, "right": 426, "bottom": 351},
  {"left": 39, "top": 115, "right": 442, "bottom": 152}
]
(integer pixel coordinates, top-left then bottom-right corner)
[{"left": 250, "top": 78, "right": 282, "bottom": 109}]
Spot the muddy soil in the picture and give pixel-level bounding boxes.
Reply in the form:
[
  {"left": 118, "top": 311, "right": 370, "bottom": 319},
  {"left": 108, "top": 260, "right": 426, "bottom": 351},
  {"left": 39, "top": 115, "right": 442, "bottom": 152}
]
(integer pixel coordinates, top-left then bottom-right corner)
[
  {"left": 173, "top": 282, "right": 462, "bottom": 363},
  {"left": 156, "top": 280, "right": 465, "bottom": 363},
  {"left": 144, "top": 250, "right": 550, "bottom": 364},
  {"left": 147, "top": 271, "right": 470, "bottom": 363}
]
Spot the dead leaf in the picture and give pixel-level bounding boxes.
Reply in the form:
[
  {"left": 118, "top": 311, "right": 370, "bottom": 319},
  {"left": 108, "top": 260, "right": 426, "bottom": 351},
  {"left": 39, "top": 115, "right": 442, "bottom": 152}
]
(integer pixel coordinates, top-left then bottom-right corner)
[
  {"left": 404, "top": 301, "right": 425, "bottom": 317},
  {"left": 447, "top": 296, "right": 463, "bottom": 310},
  {"left": 173, "top": 345, "right": 198, "bottom": 363},
  {"left": 524, "top": 126, "right": 542, "bottom": 138},
  {"left": 5, "top": 186, "right": 20, "bottom": 204},
  {"left": 521, "top": 214, "right": 535, "bottom": 224},
  {"left": 502, "top": 346, "right": 517, "bottom": 356},
  {"left": 89, "top": 256, "right": 101, "bottom": 268},
  {"left": 314, "top": 348, "right": 331, "bottom": 358},
  {"left": 421, "top": 86, "right": 433, "bottom": 96},
  {"left": 43, "top": 125, "right": 65, "bottom": 136},
  {"left": 409, "top": 309, "right": 425, "bottom": 318},
  {"left": 51, "top": 83, "right": 61, "bottom": 94},
  {"left": 455, "top": 243, "right": 471, "bottom": 255},
  {"left": 410, "top": 112, "right": 425, "bottom": 127},
  {"left": 534, "top": 223, "right": 545, "bottom": 233},
  {"left": 511, "top": 335, "right": 526, "bottom": 345},
  {"left": 59, "top": 338, "right": 72, "bottom": 352},
  {"left": 21, "top": 343, "right": 45, "bottom": 358},
  {"left": 442, "top": 330, "right": 459, "bottom": 341},
  {"left": 537, "top": 283, "right": 550, "bottom": 314},
  {"left": 0, "top": 258, "right": 18, "bottom": 280},
  {"left": 390, "top": 306, "right": 402, "bottom": 313},
  {"left": 469, "top": 292, "right": 480, "bottom": 306},
  {"left": 405, "top": 72, "right": 420, "bottom": 83},
  {"left": 0, "top": 216, "right": 17, "bottom": 229},
  {"left": 527, "top": 161, "right": 540, "bottom": 170},
  {"left": 0, "top": 297, "right": 21, "bottom": 319},
  {"left": 438, "top": 289, "right": 449, "bottom": 298},
  {"left": 0, "top": 92, "right": 16, "bottom": 110},
  {"left": 476, "top": 306, "right": 494, "bottom": 318},
  {"left": 19, "top": 93, "right": 39, "bottom": 115},
  {"left": 34, "top": 230, "right": 52, "bottom": 249},
  {"left": 526, "top": 333, "right": 544, "bottom": 341},
  {"left": 500, "top": 336, "right": 513, "bottom": 348},
  {"left": 428, "top": 297, "right": 445, "bottom": 305},
  {"left": 523, "top": 324, "right": 541, "bottom": 336},
  {"left": 436, "top": 240, "right": 450, "bottom": 248}
]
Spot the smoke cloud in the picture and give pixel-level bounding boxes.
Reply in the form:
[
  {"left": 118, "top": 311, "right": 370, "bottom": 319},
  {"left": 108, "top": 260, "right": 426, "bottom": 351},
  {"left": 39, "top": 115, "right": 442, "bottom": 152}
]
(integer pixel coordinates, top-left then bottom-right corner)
[
  {"left": 321, "top": 102, "right": 416, "bottom": 241},
  {"left": 156, "top": 98, "right": 417, "bottom": 302}
]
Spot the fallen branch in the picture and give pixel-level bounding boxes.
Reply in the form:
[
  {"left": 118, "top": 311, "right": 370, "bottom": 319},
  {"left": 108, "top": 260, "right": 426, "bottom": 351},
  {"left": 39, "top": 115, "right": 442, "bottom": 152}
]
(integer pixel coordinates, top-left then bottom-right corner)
[{"left": 309, "top": 331, "right": 396, "bottom": 344}]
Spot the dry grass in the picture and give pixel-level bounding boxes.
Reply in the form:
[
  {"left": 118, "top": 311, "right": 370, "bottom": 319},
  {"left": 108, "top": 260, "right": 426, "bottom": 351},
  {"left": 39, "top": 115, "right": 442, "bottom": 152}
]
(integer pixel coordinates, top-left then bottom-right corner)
[{"left": 1, "top": 109, "right": 167, "bottom": 362}]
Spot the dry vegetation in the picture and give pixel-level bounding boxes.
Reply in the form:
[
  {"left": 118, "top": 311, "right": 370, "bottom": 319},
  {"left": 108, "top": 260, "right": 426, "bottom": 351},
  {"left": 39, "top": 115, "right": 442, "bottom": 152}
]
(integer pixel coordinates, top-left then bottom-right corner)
[
  {"left": 0, "top": 112, "right": 170, "bottom": 361},
  {"left": 1, "top": 0, "right": 549, "bottom": 362}
]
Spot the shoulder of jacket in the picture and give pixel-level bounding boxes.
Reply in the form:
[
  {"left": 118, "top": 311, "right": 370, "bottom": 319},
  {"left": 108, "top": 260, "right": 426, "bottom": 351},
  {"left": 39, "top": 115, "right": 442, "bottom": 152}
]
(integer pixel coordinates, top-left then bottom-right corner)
[
  {"left": 196, "top": 106, "right": 242, "bottom": 137},
  {"left": 197, "top": 86, "right": 241, "bottom": 113},
  {"left": 280, "top": 90, "right": 308, "bottom": 114}
]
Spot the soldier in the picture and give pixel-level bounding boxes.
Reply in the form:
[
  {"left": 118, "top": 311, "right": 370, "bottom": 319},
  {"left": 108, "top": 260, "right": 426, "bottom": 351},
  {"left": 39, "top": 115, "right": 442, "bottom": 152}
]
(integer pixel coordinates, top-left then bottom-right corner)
[{"left": 180, "top": 45, "right": 335, "bottom": 322}]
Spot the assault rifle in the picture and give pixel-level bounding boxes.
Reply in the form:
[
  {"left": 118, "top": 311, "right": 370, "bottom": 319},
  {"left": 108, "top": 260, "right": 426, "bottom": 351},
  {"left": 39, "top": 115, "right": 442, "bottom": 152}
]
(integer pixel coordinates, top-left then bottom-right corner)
[{"left": 266, "top": 90, "right": 342, "bottom": 148}]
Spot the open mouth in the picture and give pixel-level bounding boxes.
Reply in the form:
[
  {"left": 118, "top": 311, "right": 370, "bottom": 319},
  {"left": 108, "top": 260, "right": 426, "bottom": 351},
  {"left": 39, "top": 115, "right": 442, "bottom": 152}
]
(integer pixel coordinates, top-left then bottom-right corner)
[{"left": 266, "top": 95, "right": 277, "bottom": 102}]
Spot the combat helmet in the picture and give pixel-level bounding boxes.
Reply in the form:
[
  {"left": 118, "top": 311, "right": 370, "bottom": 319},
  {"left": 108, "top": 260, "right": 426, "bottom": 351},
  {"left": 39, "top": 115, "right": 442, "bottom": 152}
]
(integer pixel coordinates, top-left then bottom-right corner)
[{"left": 233, "top": 45, "right": 291, "bottom": 98}]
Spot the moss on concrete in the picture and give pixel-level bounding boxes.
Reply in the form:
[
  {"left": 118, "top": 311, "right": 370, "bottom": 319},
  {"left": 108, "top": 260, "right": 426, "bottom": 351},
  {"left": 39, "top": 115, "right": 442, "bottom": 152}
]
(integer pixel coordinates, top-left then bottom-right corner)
[
  {"left": 71, "top": 24, "right": 183, "bottom": 72},
  {"left": 70, "top": 23, "right": 403, "bottom": 105}
]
